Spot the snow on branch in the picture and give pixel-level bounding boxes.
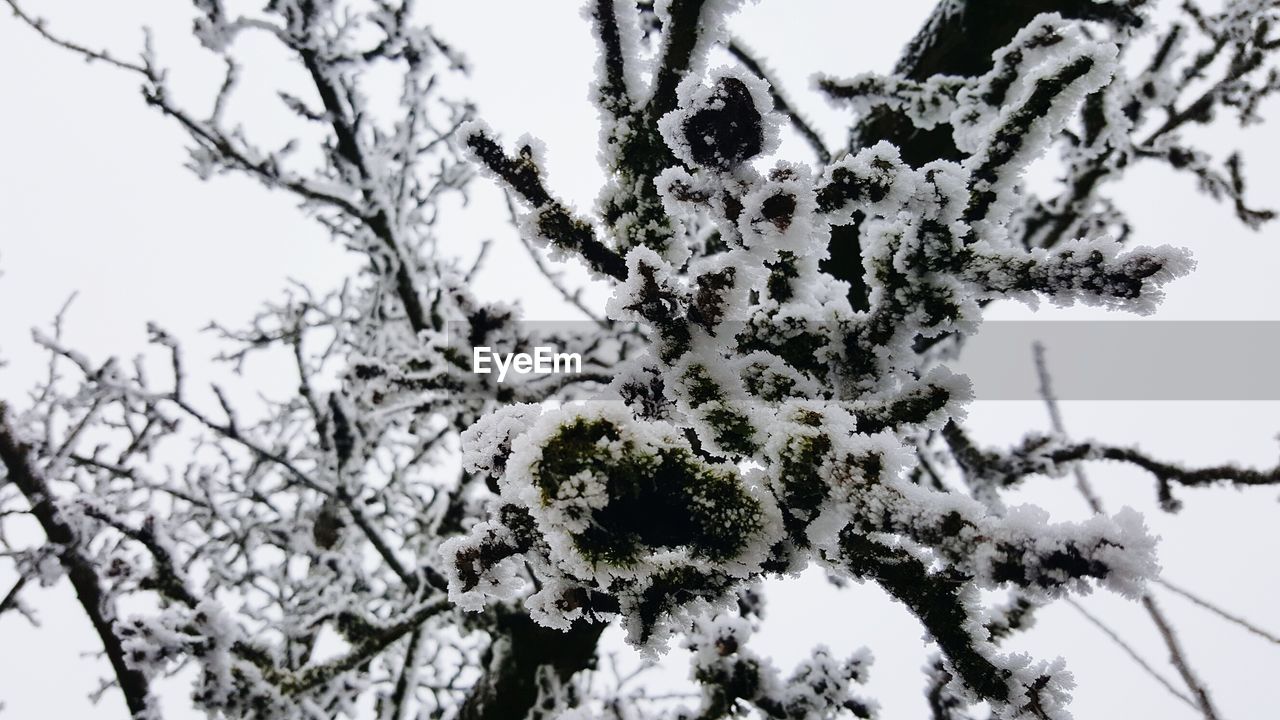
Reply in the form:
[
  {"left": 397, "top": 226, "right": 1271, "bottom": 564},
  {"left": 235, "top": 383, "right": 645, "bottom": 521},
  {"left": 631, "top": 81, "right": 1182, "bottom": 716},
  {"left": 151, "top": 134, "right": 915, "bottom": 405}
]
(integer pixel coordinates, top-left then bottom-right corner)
[
  {"left": 945, "top": 420, "right": 1280, "bottom": 512},
  {"left": 0, "top": 403, "right": 156, "bottom": 718},
  {"left": 461, "top": 124, "right": 629, "bottom": 280},
  {"left": 442, "top": 6, "right": 1238, "bottom": 717},
  {"left": 6, "top": 1, "right": 1280, "bottom": 718}
]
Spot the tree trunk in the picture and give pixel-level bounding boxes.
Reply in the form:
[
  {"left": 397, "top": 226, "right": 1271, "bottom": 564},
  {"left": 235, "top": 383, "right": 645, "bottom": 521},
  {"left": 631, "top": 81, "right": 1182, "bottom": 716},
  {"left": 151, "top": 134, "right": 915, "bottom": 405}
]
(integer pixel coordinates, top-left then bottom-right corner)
[{"left": 456, "top": 613, "right": 606, "bottom": 720}]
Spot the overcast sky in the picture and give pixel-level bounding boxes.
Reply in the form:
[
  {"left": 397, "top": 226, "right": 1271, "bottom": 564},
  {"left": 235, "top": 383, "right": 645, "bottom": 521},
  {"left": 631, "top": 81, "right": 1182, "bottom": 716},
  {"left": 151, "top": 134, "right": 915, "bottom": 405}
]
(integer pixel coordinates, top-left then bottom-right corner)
[{"left": 1, "top": 2, "right": 1278, "bottom": 718}]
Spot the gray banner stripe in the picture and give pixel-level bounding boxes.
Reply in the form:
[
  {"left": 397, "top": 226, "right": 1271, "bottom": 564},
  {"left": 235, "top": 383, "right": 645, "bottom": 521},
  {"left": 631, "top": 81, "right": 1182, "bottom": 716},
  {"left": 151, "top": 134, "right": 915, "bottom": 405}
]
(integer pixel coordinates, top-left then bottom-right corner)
[
  {"left": 445, "top": 320, "right": 1280, "bottom": 400},
  {"left": 954, "top": 321, "right": 1280, "bottom": 400}
]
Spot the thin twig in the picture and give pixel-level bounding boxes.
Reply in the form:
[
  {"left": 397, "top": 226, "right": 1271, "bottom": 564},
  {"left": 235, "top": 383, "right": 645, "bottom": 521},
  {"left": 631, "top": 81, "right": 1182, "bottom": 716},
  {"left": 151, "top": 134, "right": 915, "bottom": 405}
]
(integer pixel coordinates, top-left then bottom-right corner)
[
  {"left": 727, "top": 38, "right": 831, "bottom": 164},
  {"left": 1065, "top": 599, "right": 1197, "bottom": 710},
  {"left": 1155, "top": 577, "right": 1280, "bottom": 646},
  {"left": 1034, "top": 343, "right": 1222, "bottom": 720},
  {"left": 1032, "top": 342, "right": 1104, "bottom": 514},
  {"left": 503, "top": 194, "right": 610, "bottom": 328},
  {"left": 290, "top": 597, "right": 451, "bottom": 693},
  {"left": 390, "top": 627, "right": 424, "bottom": 720},
  {"left": 1141, "top": 594, "right": 1221, "bottom": 720},
  {"left": 2, "top": 0, "right": 149, "bottom": 75},
  {"left": 0, "top": 574, "right": 28, "bottom": 616}
]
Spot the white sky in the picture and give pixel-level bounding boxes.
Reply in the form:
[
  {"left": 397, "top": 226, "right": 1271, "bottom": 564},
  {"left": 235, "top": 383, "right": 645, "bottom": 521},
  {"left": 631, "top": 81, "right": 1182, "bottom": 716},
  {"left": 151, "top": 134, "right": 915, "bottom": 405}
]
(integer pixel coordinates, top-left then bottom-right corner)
[{"left": 1, "top": 2, "right": 1278, "bottom": 718}]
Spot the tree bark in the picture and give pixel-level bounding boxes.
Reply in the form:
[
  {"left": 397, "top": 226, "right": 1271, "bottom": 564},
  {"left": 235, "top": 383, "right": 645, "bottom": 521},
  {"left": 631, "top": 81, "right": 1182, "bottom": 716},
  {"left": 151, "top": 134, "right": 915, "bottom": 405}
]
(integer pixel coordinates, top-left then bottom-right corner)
[{"left": 456, "top": 612, "right": 605, "bottom": 720}]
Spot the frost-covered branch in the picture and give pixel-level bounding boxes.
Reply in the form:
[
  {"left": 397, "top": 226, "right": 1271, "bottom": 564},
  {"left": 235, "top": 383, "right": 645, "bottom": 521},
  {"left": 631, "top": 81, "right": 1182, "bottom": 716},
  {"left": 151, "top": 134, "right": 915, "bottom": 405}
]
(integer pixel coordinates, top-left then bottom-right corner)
[
  {"left": 945, "top": 421, "right": 1280, "bottom": 511},
  {"left": 7, "top": 1, "right": 1280, "bottom": 717},
  {"left": 675, "top": 611, "right": 875, "bottom": 719},
  {"left": 462, "top": 127, "right": 628, "bottom": 280},
  {"left": 647, "top": 0, "right": 716, "bottom": 120},
  {"left": 0, "top": 402, "right": 154, "bottom": 717}
]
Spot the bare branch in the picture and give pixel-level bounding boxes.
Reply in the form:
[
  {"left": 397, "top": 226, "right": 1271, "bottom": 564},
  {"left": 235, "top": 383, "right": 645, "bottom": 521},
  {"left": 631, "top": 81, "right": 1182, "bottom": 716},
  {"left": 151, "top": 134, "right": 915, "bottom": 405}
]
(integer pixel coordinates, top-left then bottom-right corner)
[
  {"left": 1155, "top": 577, "right": 1280, "bottom": 647},
  {"left": 2, "top": 0, "right": 149, "bottom": 75},
  {"left": 1065, "top": 598, "right": 1197, "bottom": 710}
]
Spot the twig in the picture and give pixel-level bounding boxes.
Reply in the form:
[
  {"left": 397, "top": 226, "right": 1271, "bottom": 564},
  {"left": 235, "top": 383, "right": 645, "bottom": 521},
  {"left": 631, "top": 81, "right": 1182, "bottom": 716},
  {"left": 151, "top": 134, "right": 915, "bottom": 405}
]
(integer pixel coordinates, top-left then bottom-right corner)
[
  {"left": 463, "top": 129, "right": 627, "bottom": 280},
  {"left": 1065, "top": 599, "right": 1197, "bottom": 710},
  {"left": 464, "top": 239, "right": 493, "bottom": 283},
  {"left": 1155, "top": 577, "right": 1280, "bottom": 646},
  {"left": 1033, "top": 343, "right": 1104, "bottom": 514},
  {"left": 289, "top": 597, "right": 451, "bottom": 693},
  {"left": 1, "top": 0, "right": 149, "bottom": 75},
  {"left": 389, "top": 627, "right": 424, "bottom": 720},
  {"left": 0, "top": 574, "right": 27, "bottom": 616},
  {"left": 1034, "top": 343, "right": 1222, "bottom": 720},
  {"left": 727, "top": 38, "right": 831, "bottom": 164},
  {"left": 502, "top": 194, "right": 610, "bottom": 327},
  {"left": 1142, "top": 594, "right": 1221, "bottom": 720}
]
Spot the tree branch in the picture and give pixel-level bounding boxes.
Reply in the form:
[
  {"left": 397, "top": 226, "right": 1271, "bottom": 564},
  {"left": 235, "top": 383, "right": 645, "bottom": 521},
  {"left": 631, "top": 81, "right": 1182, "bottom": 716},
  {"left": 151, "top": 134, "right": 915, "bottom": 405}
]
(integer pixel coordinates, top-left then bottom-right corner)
[
  {"left": 1035, "top": 344, "right": 1222, "bottom": 720},
  {"left": 726, "top": 38, "right": 830, "bottom": 164},
  {"left": 463, "top": 128, "right": 627, "bottom": 280},
  {"left": 647, "top": 0, "right": 709, "bottom": 119},
  {"left": 1, "top": 0, "right": 148, "bottom": 75},
  {"left": 1065, "top": 598, "right": 1197, "bottom": 710},
  {"left": 1154, "top": 577, "right": 1280, "bottom": 646},
  {"left": 0, "top": 402, "right": 153, "bottom": 717},
  {"left": 588, "top": 0, "right": 634, "bottom": 119}
]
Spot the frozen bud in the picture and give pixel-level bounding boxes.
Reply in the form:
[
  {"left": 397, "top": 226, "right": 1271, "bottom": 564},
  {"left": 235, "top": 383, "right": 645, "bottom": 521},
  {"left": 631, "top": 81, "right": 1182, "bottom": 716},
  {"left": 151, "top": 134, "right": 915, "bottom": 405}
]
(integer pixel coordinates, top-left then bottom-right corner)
[
  {"left": 684, "top": 76, "right": 763, "bottom": 169},
  {"left": 759, "top": 192, "right": 797, "bottom": 231},
  {"left": 660, "top": 71, "right": 774, "bottom": 171}
]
